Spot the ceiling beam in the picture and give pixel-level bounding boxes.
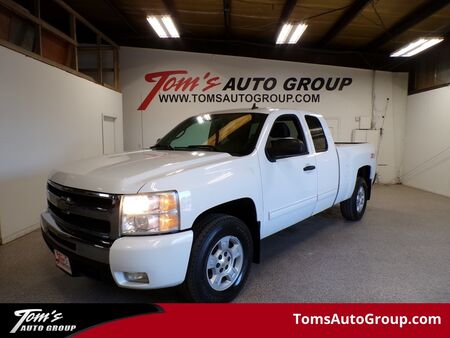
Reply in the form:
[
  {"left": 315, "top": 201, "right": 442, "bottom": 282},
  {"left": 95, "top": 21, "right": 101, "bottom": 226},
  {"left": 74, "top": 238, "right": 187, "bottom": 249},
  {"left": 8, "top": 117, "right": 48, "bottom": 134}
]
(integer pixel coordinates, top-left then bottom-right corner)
[
  {"left": 162, "top": 0, "right": 181, "bottom": 28},
  {"left": 223, "top": 0, "right": 231, "bottom": 37},
  {"left": 103, "top": 0, "right": 138, "bottom": 34},
  {"left": 365, "top": 0, "right": 450, "bottom": 50},
  {"left": 319, "top": 0, "right": 371, "bottom": 46},
  {"left": 275, "top": 0, "right": 297, "bottom": 37}
]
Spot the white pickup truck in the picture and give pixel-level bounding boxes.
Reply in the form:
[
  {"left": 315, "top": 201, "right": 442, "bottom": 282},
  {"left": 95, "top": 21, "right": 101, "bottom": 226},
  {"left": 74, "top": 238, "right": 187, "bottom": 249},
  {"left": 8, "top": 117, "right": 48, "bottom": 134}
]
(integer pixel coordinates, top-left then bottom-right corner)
[{"left": 41, "top": 108, "right": 376, "bottom": 302}]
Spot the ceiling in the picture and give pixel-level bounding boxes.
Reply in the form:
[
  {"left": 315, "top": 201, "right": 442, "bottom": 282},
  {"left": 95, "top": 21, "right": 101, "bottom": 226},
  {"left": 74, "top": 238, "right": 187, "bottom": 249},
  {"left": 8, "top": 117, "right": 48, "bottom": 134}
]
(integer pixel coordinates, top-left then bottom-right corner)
[{"left": 64, "top": 0, "right": 450, "bottom": 70}]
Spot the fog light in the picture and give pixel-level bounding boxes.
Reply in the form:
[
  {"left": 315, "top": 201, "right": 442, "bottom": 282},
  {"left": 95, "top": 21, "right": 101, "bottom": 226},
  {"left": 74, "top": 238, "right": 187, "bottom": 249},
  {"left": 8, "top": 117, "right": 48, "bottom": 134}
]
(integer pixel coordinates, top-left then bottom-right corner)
[{"left": 124, "top": 272, "right": 149, "bottom": 283}]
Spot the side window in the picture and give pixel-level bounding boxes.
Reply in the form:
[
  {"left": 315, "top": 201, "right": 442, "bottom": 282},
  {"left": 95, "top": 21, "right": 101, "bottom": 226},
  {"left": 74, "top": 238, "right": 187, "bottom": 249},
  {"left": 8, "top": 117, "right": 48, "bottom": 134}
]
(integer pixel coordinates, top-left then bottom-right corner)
[
  {"left": 266, "top": 114, "right": 308, "bottom": 159},
  {"left": 305, "top": 115, "right": 328, "bottom": 153}
]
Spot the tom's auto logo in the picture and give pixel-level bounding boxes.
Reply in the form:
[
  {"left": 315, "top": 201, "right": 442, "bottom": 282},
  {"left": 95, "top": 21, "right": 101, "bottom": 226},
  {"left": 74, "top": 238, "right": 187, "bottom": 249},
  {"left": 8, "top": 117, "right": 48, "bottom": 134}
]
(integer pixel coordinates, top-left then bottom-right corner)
[
  {"left": 1, "top": 303, "right": 159, "bottom": 336},
  {"left": 137, "top": 69, "right": 353, "bottom": 110},
  {"left": 10, "top": 309, "right": 76, "bottom": 334}
]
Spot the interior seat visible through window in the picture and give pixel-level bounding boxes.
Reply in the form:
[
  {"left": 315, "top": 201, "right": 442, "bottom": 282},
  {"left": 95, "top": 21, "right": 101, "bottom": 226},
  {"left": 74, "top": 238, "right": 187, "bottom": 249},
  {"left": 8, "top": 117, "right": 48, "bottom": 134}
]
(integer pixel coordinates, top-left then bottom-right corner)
[
  {"left": 270, "top": 122, "right": 290, "bottom": 138},
  {"left": 266, "top": 115, "right": 308, "bottom": 158}
]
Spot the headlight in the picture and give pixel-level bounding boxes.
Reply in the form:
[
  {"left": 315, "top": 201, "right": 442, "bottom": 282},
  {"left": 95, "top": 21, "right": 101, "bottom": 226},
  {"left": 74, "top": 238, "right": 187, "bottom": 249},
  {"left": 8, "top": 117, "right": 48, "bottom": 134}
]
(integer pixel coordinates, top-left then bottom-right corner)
[{"left": 121, "top": 191, "right": 179, "bottom": 235}]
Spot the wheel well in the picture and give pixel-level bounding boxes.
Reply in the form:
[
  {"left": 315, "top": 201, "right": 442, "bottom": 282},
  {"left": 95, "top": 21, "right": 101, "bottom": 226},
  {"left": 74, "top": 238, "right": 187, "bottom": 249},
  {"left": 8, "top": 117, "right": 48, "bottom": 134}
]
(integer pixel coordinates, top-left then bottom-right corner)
[
  {"left": 357, "top": 165, "right": 372, "bottom": 199},
  {"left": 193, "top": 198, "right": 261, "bottom": 263}
]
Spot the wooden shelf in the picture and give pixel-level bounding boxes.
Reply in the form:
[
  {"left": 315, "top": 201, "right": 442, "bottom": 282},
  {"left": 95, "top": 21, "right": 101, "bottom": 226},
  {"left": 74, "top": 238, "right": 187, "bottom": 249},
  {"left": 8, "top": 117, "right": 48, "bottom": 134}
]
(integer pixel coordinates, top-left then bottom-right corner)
[{"left": 0, "top": 0, "right": 119, "bottom": 91}]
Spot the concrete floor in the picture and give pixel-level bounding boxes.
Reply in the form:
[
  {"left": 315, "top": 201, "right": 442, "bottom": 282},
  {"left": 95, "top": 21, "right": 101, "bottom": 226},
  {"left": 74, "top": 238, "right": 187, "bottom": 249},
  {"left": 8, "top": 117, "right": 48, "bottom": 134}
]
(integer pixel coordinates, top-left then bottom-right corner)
[{"left": 0, "top": 184, "right": 449, "bottom": 303}]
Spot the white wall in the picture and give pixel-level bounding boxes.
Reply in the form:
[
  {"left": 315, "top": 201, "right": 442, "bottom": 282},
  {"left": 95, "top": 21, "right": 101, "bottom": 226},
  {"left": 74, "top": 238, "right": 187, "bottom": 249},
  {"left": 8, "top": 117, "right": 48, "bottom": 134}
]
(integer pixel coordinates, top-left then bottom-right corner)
[
  {"left": 371, "top": 71, "right": 408, "bottom": 184},
  {"left": 0, "top": 46, "right": 123, "bottom": 243},
  {"left": 121, "top": 47, "right": 408, "bottom": 184},
  {"left": 401, "top": 86, "right": 450, "bottom": 197}
]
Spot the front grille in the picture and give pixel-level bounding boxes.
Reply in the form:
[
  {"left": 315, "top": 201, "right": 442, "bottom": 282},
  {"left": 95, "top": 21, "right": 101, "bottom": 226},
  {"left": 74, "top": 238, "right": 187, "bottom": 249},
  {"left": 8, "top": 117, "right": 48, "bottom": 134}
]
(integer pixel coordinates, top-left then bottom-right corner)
[
  {"left": 47, "top": 183, "right": 114, "bottom": 209},
  {"left": 47, "top": 181, "right": 120, "bottom": 246}
]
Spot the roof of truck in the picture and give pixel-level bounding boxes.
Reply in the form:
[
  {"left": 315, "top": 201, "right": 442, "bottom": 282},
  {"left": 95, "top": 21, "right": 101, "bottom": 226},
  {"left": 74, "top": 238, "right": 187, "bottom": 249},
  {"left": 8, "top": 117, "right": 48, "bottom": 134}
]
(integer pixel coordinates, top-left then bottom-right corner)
[{"left": 207, "top": 107, "right": 321, "bottom": 117}]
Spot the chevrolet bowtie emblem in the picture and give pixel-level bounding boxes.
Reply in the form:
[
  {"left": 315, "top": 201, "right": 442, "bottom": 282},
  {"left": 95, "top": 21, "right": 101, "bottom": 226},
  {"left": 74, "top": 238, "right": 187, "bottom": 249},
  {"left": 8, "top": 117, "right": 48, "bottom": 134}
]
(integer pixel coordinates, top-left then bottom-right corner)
[{"left": 58, "top": 196, "right": 73, "bottom": 214}]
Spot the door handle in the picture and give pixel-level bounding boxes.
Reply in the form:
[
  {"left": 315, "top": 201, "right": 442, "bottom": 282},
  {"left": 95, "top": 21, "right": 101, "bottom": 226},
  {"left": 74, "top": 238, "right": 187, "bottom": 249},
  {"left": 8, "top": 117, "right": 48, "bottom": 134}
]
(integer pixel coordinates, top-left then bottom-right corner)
[{"left": 303, "top": 165, "right": 316, "bottom": 171}]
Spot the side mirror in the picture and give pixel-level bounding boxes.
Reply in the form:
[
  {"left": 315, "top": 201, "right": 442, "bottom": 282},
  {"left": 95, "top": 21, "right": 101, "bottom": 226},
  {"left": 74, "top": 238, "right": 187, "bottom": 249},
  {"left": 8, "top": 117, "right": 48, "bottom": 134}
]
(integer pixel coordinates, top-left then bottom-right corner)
[{"left": 269, "top": 138, "right": 305, "bottom": 160}]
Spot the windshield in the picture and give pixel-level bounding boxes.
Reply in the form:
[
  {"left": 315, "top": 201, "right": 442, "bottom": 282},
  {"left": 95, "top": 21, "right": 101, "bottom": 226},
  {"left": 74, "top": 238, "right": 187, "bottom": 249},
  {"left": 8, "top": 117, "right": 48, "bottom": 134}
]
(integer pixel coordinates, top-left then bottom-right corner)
[{"left": 152, "top": 113, "right": 267, "bottom": 156}]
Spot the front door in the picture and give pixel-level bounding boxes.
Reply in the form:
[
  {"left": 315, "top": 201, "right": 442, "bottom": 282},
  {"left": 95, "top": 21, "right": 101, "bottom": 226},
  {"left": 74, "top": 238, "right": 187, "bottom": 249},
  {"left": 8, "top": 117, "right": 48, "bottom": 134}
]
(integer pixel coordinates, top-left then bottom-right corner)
[{"left": 259, "top": 114, "right": 318, "bottom": 238}]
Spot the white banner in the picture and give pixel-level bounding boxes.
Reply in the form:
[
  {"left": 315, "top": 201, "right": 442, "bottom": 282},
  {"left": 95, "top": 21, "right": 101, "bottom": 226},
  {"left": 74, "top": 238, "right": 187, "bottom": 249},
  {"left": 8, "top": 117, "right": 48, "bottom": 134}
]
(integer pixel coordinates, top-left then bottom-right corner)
[{"left": 120, "top": 47, "right": 407, "bottom": 184}]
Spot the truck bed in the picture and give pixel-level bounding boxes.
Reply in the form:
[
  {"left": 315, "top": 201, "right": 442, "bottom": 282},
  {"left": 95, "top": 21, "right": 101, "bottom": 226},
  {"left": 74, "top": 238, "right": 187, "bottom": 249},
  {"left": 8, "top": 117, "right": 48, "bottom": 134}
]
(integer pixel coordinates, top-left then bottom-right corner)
[{"left": 334, "top": 142, "right": 376, "bottom": 204}]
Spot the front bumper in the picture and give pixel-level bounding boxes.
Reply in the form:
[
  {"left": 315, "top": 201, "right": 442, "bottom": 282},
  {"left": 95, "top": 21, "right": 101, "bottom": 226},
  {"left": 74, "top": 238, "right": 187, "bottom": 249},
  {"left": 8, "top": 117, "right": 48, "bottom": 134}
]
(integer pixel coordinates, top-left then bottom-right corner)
[{"left": 41, "top": 211, "right": 193, "bottom": 289}]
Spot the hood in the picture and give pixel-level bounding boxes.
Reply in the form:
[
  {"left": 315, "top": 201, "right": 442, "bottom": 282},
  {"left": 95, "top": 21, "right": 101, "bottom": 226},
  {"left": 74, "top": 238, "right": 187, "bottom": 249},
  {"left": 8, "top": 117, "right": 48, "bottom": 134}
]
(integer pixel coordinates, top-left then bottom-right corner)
[{"left": 49, "top": 150, "right": 231, "bottom": 194}]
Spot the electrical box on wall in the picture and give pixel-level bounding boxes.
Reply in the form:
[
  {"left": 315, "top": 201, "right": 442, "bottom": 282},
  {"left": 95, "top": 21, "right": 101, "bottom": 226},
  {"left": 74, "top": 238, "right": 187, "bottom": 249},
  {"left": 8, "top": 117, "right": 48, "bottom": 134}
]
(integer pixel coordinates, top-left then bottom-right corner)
[{"left": 359, "top": 116, "right": 372, "bottom": 129}]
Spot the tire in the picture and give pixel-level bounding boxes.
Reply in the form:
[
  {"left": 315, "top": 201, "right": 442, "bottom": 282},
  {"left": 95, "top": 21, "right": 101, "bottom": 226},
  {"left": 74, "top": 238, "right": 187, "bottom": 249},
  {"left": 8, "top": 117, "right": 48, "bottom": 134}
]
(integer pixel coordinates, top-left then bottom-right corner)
[
  {"left": 340, "top": 177, "right": 368, "bottom": 221},
  {"left": 183, "top": 214, "right": 253, "bottom": 302}
]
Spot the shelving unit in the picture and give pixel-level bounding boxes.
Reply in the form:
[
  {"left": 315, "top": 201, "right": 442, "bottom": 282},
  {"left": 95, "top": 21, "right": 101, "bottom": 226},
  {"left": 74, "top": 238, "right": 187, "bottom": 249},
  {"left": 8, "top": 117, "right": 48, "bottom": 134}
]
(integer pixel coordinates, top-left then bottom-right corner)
[{"left": 0, "top": 0, "right": 119, "bottom": 91}]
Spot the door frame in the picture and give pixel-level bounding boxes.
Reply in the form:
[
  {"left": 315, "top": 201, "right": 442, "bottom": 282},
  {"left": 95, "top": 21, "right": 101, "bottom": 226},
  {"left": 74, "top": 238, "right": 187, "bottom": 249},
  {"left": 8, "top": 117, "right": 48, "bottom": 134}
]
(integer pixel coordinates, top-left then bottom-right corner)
[{"left": 101, "top": 114, "right": 117, "bottom": 155}]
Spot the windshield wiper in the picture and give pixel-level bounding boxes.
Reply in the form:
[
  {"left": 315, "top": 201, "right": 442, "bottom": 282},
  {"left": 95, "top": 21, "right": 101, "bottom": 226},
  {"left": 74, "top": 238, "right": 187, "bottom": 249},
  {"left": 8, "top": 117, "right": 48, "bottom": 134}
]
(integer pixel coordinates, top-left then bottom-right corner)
[
  {"left": 185, "top": 145, "right": 220, "bottom": 152},
  {"left": 150, "top": 144, "right": 174, "bottom": 150},
  {"left": 152, "top": 144, "right": 229, "bottom": 154}
]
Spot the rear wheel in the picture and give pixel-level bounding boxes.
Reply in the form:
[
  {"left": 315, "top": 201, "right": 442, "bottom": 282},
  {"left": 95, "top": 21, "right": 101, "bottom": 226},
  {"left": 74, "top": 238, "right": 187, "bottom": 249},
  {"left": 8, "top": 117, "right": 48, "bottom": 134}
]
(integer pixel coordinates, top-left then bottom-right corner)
[
  {"left": 340, "top": 177, "right": 368, "bottom": 221},
  {"left": 183, "top": 214, "right": 253, "bottom": 302}
]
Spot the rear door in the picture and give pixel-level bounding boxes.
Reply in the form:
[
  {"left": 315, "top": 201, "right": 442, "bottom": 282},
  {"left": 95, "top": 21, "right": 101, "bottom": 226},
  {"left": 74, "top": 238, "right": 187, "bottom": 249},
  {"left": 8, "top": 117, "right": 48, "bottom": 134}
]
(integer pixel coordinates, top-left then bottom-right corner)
[
  {"left": 258, "top": 114, "right": 318, "bottom": 238},
  {"left": 304, "top": 115, "right": 339, "bottom": 213}
]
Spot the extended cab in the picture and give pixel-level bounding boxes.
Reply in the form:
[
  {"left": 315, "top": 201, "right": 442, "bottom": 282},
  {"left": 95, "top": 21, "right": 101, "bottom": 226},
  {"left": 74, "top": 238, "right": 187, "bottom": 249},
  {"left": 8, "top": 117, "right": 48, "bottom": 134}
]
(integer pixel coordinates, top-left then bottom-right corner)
[{"left": 41, "top": 108, "right": 376, "bottom": 302}]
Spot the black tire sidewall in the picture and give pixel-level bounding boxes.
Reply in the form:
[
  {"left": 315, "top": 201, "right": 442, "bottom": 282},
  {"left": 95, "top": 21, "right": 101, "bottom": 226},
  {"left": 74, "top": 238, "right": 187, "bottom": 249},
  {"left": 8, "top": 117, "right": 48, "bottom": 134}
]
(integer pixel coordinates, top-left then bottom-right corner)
[
  {"left": 186, "top": 215, "right": 253, "bottom": 302},
  {"left": 352, "top": 177, "right": 368, "bottom": 220},
  {"left": 340, "top": 176, "right": 369, "bottom": 221}
]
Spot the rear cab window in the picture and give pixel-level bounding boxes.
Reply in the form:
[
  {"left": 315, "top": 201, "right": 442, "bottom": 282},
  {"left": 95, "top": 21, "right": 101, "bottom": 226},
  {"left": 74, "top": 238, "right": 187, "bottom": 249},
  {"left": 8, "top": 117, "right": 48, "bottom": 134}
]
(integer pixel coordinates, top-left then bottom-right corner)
[{"left": 305, "top": 115, "right": 328, "bottom": 153}]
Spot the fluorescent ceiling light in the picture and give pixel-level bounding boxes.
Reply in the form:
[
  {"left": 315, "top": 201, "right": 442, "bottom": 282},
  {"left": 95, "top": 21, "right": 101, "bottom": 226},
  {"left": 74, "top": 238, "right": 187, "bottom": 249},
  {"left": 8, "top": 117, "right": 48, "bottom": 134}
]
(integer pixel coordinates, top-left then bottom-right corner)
[
  {"left": 288, "top": 23, "right": 308, "bottom": 44},
  {"left": 276, "top": 24, "right": 293, "bottom": 44},
  {"left": 276, "top": 23, "right": 308, "bottom": 44},
  {"left": 147, "top": 16, "right": 168, "bottom": 38},
  {"left": 390, "top": 37, "right": 443, "bottom": 57},
  {"left": 390, "top": 38, "right": 426, "bottom": 57},
  {"left": 402, "top": 38, "right": 443, "bottom": 57},
  {"left": 146, "top": 15, "right": 180, "bottom": 38},
  {"left": 161, "top": 16, "right": 180, "bottom": 38}
]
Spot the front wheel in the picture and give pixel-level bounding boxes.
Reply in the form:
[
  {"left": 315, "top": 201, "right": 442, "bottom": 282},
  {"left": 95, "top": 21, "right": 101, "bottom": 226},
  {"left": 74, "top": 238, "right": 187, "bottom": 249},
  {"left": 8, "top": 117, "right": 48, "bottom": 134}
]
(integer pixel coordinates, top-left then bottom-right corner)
[
  {"left": 340, "top": 177, "right": 368, "bottom": 221},
  {"left": 183, "top": 214, "right": 253, "bottom": 302}
]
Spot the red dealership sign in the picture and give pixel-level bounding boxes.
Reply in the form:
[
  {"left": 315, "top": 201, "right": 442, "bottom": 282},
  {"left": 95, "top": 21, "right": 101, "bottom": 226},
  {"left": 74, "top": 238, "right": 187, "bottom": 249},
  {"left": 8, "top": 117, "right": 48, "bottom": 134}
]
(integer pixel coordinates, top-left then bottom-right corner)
[{"left": 137, "top": 70, "right": 353, "bottom": 110}]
